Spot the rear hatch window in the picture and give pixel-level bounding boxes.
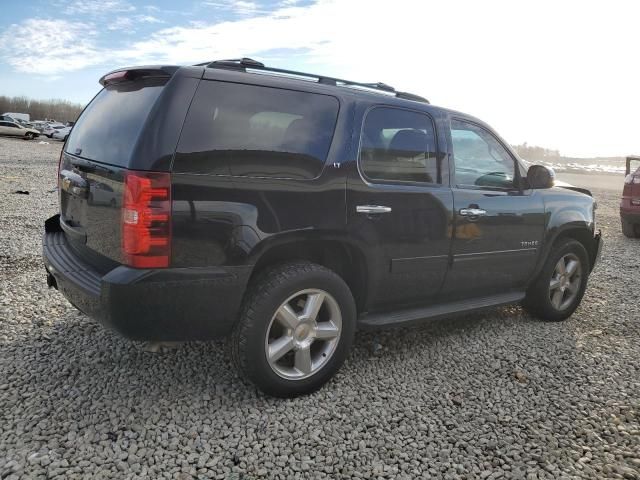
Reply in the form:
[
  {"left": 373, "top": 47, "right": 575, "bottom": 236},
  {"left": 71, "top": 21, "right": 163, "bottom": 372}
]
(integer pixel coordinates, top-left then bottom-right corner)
[{"left": 65, "top": 78, "right": 165, "bottom": 167}]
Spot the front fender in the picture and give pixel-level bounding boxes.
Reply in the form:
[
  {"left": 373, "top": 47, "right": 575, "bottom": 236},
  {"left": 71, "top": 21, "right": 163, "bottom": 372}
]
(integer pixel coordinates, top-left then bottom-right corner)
[{"left": 529, "top": 189, "right": 597, "bottom": 282}]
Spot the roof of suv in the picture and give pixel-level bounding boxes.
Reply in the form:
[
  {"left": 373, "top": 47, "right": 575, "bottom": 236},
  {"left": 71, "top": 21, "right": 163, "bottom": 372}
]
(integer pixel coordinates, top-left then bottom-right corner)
[
  {"left": 101, "top": 59, "right": 493, "bottom": 131},
  {"left": 193, "top": 59, "right": 490, "bottom": 127},
  {"left": 102, "top": 59, "right": 439, "bottom": 112},
  {"left": 200, "top": 58, "right": 430, "bottom": 102}
]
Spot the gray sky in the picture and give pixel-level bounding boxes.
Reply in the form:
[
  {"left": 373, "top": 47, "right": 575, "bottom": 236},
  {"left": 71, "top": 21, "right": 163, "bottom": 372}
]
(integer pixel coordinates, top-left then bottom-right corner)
[{"left": 1, "top": 0, "right": 638, "bottom": 157}]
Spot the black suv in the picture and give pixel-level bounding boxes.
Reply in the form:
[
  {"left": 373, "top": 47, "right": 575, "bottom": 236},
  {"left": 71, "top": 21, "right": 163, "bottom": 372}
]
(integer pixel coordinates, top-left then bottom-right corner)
[{"left": 43, "top": 58, "right": 603, "bottom": 397}]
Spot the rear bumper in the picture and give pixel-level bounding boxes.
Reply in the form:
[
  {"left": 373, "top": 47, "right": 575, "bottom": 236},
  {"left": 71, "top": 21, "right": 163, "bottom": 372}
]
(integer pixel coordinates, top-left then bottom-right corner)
[
  {"left": 43, "top": 215, "right": 251, "bottom": 341},
  {"left": 620, "top": 209, "right": 640, "bottom": 224}
]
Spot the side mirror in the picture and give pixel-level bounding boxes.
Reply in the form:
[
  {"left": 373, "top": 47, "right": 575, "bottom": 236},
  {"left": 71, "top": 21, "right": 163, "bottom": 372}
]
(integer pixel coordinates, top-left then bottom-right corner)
[{"left": 527, "top": 165, "right": 555, "bottom": 189}]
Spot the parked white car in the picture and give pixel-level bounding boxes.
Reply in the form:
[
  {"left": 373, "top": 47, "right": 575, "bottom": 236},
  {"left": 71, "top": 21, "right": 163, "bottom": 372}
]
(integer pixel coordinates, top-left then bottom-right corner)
[
  {"left": 0, "top": 120, "right": 39, "bottom": 140},
  {"left": 51, "top": 126, "right": 72, "bottom": 141},
  {"left": 42, "top": 123, "right": 66, "bottom": 138},
  {"left": 30, "top": 121, "right": 49, "bottom": 133}
]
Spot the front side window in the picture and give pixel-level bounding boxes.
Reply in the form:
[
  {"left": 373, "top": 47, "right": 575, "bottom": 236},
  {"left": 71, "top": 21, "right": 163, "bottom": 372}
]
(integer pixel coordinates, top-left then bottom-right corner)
[
  {"left": 175, "top": 81, "right": 339, "bottom": 179},
  {"left": 450, "top": 119, "right": 516, "bottom": 190},
  {"left": 359, "top": 107, "right": 441, "bottom": 184}
]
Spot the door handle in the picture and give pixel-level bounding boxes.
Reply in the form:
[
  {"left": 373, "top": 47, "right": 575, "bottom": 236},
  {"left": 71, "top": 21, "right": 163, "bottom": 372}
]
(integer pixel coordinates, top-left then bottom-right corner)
[
  {"left": 459, "top": 208, "right": 487, "bottom": 217},
  {"left": 356, "top": 205, "right": 392, "bottom": 214}
]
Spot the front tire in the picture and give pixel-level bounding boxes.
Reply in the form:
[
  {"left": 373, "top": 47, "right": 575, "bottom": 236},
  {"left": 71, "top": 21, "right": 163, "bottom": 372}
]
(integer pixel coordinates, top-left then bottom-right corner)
[
  {"left": 230, "top": 262, "right": 356, "bottom": 397},
  {"left": 622, "top": 218, "right": 638, "bottom": 238},
  {"left": 523, "top": 238, "right": 590, "bottom": 321}
]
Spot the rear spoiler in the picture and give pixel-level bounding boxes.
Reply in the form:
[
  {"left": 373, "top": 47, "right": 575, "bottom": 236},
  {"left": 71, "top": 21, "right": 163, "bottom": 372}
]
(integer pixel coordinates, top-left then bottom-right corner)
[{"left": 99, "top": 66, "right": 180, "bottom": 86}]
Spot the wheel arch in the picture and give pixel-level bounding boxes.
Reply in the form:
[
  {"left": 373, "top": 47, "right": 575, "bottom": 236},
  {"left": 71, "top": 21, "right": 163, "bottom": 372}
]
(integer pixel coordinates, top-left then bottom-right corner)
[
  {"left": 532, "top": 223, "right": 597, "bottom": 284},
  {"left": 246, "top": 233, "right": 370, "bottom": 313},
  {"left": 553, "top": 227, "right": 598, "bottom": 271}
]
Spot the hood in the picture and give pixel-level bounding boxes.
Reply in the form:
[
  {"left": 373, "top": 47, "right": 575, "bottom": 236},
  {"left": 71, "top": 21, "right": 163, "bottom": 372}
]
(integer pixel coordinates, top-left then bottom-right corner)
[{"left": 554, "top": 179, "right": 592, "bottom": 197}]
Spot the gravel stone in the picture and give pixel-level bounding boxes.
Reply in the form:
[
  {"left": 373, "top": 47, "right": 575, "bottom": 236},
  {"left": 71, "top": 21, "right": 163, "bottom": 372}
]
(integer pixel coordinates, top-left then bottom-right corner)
[{"left": 1, "top": 136, "right": 639, "bottom": 478}]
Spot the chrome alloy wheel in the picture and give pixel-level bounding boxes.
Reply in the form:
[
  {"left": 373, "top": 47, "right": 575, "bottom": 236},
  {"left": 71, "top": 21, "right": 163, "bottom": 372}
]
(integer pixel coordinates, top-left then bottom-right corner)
[
  {"left": 549, "top": 253, "right": 582, "bottom": 311},
  {"left": 264, "top": 289, "right": 342, "bottom": 380}
]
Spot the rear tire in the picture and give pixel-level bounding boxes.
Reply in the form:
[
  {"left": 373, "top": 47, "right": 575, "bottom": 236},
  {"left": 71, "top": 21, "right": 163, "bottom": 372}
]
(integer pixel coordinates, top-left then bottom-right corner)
[
  {"left": 523, "top": 238, "right": 590, "bottom": 321},
  {"left": 230, "top": 262, "right": 356, "bottom": 397},
  {"left": 621, "top": 218, "right": 638, "bottom": 238}
]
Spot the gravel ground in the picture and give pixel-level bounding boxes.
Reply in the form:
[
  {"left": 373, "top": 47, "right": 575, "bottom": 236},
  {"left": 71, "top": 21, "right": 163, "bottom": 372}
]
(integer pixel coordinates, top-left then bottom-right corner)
[{"left": 1, "top": 136, "right": 638, "bottom": 479}]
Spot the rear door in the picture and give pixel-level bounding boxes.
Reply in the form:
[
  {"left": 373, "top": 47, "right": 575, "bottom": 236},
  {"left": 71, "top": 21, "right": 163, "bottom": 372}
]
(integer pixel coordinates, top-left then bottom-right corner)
[
  {"left": 346, "top": 105, "right": 453, "bottom": 311},
  {"left": 441, "top": 117, "right": 545, "bottom": 299}
]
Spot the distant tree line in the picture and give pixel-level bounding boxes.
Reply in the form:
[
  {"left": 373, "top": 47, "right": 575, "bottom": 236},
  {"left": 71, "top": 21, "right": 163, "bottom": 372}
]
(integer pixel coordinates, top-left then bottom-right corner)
[
  {"left": 513, "top": 142, "right": 622, "bottom": 163},
  {"left": 512, "top": 143, "right": 561, "bottom": 162},
  {"left": 0, "top": 95, "right": 84, "bottom": 123}
]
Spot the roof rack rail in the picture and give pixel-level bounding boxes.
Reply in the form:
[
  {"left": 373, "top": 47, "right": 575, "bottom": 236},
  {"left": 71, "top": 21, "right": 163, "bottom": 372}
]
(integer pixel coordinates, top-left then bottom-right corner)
[{"left": 199, "top": 58, "right": 429, "bottom": 104}]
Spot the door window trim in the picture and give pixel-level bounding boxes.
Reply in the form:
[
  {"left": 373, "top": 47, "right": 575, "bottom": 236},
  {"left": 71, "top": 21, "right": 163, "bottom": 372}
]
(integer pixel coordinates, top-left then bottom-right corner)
[
  {"left": 356, "top": 105, "right": 448, "bottom": 188},
  {"left": 449, "top": 116, "right": 524, "bottom": 192}
]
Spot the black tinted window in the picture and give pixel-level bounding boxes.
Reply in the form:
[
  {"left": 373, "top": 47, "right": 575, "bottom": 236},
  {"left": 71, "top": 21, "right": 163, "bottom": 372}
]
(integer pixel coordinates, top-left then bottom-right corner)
[
  {"left": 450, "top": 119, "right": 515, "bottom": 189},
  {"left": 175, "top": 81, "right": 339, "bottom": 179},
  {"left": 65, "top": 79, "right": 165, "bottom": 167},
  {"left": 360, "top": 107, "right": 440, "bottom": 184}
]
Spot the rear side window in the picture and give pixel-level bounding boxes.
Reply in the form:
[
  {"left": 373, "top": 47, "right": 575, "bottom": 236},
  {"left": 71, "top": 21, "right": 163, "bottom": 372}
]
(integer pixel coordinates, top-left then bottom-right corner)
[
  {"left": 174, "top": 80, "right": 339, "bottom": 179},
  {"left": 65, "top": 79, "right": 165, "bottom": 167},
  {"left": 359, "top": 107, "right": 441, "bottom": 184}
]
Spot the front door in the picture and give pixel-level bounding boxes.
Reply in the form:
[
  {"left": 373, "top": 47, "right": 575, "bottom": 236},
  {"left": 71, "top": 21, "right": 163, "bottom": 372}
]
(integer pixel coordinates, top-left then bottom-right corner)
[
  {"left": 441, "top": 118, "right": 545, "bottom": 299},
  {"left": 347, "top": 105, "right": 454, "bottom": 311}
]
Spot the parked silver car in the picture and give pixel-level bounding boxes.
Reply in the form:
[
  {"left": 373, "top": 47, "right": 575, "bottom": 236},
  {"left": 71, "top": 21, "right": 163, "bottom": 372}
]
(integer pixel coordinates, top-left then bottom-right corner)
[{"left": 0, "top": 120, "right": 39, "bottom": 140}]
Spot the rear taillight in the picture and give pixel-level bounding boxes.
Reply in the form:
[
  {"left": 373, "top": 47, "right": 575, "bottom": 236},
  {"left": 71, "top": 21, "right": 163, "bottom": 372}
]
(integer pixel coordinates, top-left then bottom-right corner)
[{"left": 122, "top": 171, "right": 171, "bottom": 268}]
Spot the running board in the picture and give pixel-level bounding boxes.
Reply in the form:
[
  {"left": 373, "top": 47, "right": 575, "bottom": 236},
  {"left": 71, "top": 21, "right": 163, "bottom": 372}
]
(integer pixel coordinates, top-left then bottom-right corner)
[{"left": 358, "top": 292, "right": 525, "bottom": 329}]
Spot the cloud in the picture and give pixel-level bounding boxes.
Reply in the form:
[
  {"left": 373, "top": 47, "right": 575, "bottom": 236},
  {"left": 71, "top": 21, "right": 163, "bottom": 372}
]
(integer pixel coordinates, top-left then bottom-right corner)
[
  {"left": 0, "top": 19, "right": 101, "bottom": 75},
  {"left": 112, "top": 1, "right": 333, "bottom": 64},
  {"left": 202, "top": 0, "right": 267, "bottom": 16},
  {"left": 107, "top": 14, "right": 164, "bottom": 31},
  {"left": 107, "top": 17, "right": 134, "bottom": 31},
  {"left": 136, "top": 15, "right": 164, "bottom": 24},
  {"left": 63, "top": 0, "right": 136, "bottom": 15},
  {"left": 2, "top": 0, "right": 639, "bottom": 156}
]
